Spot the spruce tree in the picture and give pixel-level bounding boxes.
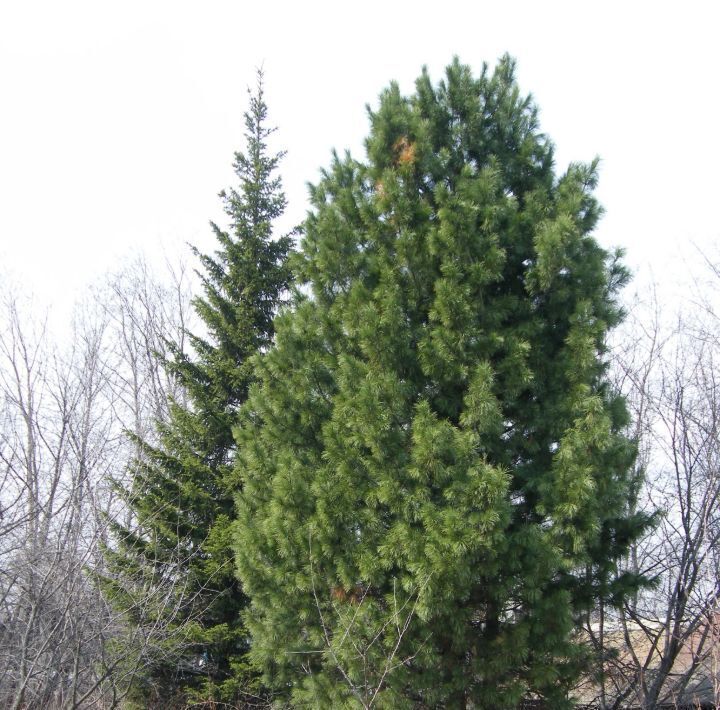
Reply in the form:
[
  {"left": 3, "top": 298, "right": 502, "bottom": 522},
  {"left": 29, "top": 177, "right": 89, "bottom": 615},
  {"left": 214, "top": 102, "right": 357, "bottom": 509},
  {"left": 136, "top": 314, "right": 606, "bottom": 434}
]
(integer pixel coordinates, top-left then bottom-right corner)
[
  {"left": 234, "top": 57, "right": 649, "bottom": 708},
  {"left": 106, "top": 74, "right": 292, "bottom": 705}
]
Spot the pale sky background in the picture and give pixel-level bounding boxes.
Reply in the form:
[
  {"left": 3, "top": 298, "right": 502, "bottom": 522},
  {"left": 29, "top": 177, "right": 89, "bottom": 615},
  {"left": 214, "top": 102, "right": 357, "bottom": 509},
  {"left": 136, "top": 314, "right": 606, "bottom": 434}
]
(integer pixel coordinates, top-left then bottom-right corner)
[{"left": 1, "top": 0, "right": 718, "bottom": 328}]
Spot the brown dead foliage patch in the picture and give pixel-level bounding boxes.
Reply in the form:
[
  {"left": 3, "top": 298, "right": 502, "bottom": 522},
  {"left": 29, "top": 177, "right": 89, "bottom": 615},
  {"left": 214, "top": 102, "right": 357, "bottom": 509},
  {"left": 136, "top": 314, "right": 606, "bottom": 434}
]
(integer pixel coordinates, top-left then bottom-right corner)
[{"left": 393, "top": 136, "right": 417, "bottom": 167}]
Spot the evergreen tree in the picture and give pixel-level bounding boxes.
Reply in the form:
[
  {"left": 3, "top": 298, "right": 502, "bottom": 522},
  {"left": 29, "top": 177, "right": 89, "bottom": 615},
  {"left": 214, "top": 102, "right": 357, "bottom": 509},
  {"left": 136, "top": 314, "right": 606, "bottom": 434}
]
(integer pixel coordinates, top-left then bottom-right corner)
[
  {"left": 106, "top": 73, "right": 292, "bottom": 705},
  {"left": 234, "top": 57, "right": 650, "bottom": 708}
]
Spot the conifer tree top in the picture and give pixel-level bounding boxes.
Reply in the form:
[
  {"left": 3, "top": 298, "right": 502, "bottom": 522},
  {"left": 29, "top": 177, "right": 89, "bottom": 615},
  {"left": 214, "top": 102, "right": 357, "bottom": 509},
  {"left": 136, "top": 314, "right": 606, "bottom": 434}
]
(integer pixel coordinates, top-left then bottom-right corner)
[
  {"left": 105, "top": 71, "right": 292, "bottom": 705},
  {"left": 234, "top": 57, "right": 646, "bottom": 708}
]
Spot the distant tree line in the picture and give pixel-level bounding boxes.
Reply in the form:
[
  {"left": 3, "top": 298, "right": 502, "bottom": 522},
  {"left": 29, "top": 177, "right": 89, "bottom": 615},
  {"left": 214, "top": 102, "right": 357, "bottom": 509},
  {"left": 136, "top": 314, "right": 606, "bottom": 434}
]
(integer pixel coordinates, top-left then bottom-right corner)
[{"left": 0, "top": 61, "right": 717, "bottom": 709}]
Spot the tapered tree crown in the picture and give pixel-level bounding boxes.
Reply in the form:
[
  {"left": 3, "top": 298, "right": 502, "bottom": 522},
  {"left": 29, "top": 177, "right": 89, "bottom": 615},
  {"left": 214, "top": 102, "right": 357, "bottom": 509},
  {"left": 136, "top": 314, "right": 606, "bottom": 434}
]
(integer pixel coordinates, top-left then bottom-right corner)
[{"left": 104, "top": 72, "right": 292, "bottom": 705}]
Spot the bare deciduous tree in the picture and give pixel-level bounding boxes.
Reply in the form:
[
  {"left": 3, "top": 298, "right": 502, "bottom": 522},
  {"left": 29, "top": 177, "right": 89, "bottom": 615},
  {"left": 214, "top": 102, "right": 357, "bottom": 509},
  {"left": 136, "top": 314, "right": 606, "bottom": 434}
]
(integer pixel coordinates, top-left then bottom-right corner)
[
  {"left": 583, "top": 275, "right": 720, "bottom": 709},
  {"left": 0, "top": 257, "right": 200, "bottom": 708}
]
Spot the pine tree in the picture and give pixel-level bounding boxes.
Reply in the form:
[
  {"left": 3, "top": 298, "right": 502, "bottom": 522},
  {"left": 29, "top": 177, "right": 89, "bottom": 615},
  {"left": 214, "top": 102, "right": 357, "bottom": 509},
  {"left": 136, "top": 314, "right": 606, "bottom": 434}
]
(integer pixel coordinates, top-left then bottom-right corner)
[
  {"left": 106, "top": 73, "right": 292, "bottom": 705},
  {"left": 234, "top": 57, "right": 650, "bottom": 708}
]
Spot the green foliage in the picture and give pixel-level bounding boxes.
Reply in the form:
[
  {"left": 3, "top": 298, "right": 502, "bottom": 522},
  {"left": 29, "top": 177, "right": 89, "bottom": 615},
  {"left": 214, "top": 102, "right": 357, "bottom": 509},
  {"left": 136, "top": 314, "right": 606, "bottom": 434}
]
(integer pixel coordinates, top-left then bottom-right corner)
[
  {"left": 234, "top": 57, "right": 649, "bottom": 707},
  {"left": 104, "top": 73, "right": 292, "bottom": 706}
]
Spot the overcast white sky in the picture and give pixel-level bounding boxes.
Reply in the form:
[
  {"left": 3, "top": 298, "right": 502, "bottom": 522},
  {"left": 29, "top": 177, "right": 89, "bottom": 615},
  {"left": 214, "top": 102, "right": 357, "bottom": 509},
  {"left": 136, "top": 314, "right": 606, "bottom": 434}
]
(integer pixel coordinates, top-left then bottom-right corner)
[{"left": 1, "top": 1, "right": 718, "bottom": 326}]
